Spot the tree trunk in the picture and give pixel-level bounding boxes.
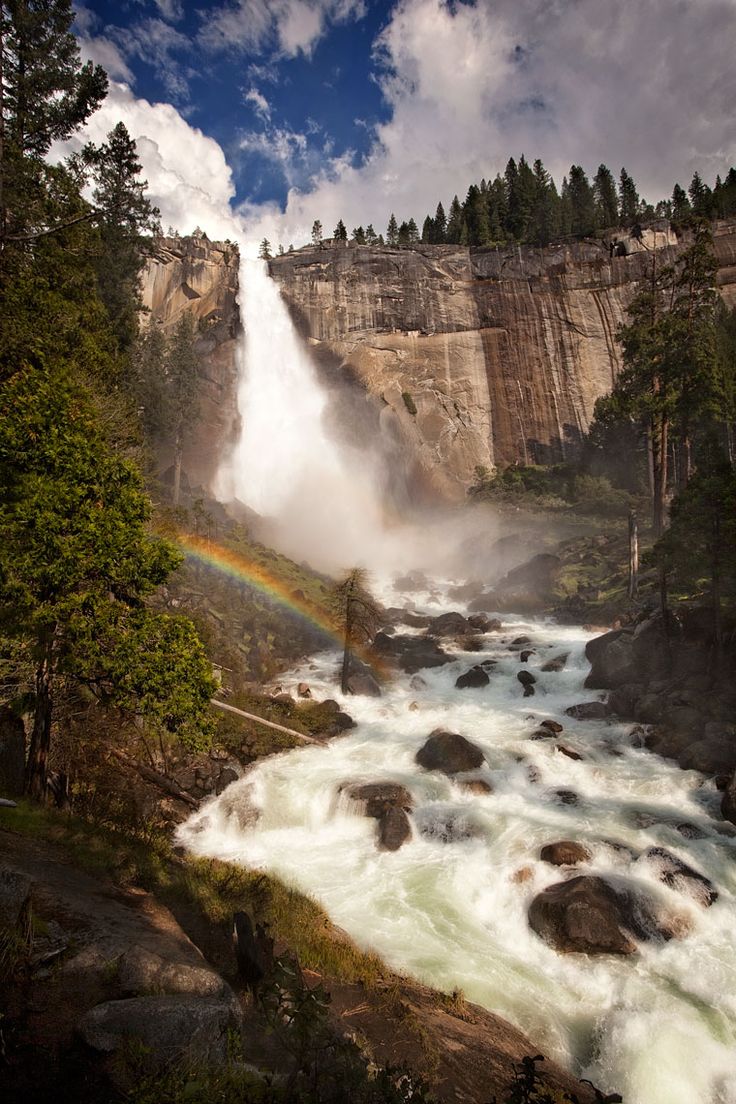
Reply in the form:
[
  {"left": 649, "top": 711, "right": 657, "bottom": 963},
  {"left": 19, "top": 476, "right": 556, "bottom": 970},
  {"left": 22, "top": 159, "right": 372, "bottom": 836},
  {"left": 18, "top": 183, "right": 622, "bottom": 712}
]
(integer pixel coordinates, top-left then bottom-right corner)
[
  {"left": 652, "top": 414, "right": 668, "bottom": 537},
  {"left": 341, "top": 583, "right": 354, "bottom": 695},
  {"left": 24, "top": 638, "right": 55, "bottom": 800},
  {"left": 172, "top": 432, "right": 182, "bottom": 507},
  {"left": 628, "top": 511, "right": 639, "bottom": 599},
  {"left": 712, "top": 512, "right": 722, "bottom": 649}
]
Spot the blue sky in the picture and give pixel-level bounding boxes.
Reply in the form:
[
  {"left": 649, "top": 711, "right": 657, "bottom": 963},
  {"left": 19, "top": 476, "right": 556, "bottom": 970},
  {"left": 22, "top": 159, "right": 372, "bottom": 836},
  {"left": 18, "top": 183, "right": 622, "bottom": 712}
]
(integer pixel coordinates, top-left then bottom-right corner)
[{"left": 70, "top": 0, "right": 736, "bottom": 246}]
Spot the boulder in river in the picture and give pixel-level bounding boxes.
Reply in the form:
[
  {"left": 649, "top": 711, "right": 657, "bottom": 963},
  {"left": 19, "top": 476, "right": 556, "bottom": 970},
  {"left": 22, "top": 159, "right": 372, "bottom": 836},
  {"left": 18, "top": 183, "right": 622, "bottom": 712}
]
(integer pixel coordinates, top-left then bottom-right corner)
[
  {"left": 565, "top": 702, "right": 607, "bottom": 721},
  {"left": 345, "top": 657, "right": 382, "bottom": 697},
  {"left": 467, "top": 613, "right": 501, "bottom": 632},
  {"left": 377, "top": 807, "right": 412, "bottom": 851},
  {"left": 722, "top": 772, "right": 736, "bottom": 826},
  {"left": 343, "top": 782, "right": 414, "bottom": 818},
  {"left": 426, "top": 611, "right": 473, "bottom": 637},
  {"left": 517, "top": 671, "right": 536, "bottom": 697},
  {"left": 456, "top": 666, "right": 490, "bottom": 690},
  {"left": 540, "top": 841, "right": 591, "bottom": 866},
  {"left": 519, "top": 650, "right": 535, "bottom": 663},
  {"left": 528, "top": 876, "right": 639, "bottom": 955},
  {"left": 637, "top": 847, "right": 718, "bottom": 908},
  {"left": 541, "top": 653, "right": 569, "bottom": 673},
  {"left": 415, "top": 730, "right": 485, "bottom": 775},
  {"left": 370, "top": 631, "right": 452, "bottom": 674},
  {"left": 540, "top": 719, "right": 564, "bottom": 733}
]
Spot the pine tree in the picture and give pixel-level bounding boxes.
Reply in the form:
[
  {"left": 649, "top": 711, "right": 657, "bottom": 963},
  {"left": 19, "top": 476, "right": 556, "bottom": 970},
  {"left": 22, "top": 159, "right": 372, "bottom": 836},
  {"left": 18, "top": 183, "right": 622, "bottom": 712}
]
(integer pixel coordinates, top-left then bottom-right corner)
[
  {"left": 567, "top": 165, "right": 596, "bottom": 236},
  {"left": 0, "top": 0, "right": 107, "bottom": 254},
  {"left": 593, "top": 164, "right": 618, "bottom": 228},
  {"left": 406, "top": 217, "right": 420, "bottom": 244},
  {"left": 421, "top": 215, "right": 434, "bottom": 244},
  {"left": 689, "top": 172, "right": 713, "bottom": 217},
  {"left": 258, "top": 238, "right": 271, "bottom": 259},
  {"left": 333, "top": 569, "right": 380, "bottom": 695},
  {"left": 85, "top": 122, "right": 160, "bottom": 350},
  {"left": 671, "top": 184, "right": 691, "bottom": 221},
  {"left": 386, "top": 213, "right": 398, "bottom": 245},
  {"left": 365, "top": 223, "right": 377, "bottom": 245},
  {"left": 463, "top": 183, "right": 490, "bottom": 245},
  {"left": 434, "top": 201, "right": 447, "bottom": 243},
  {"left": 397, "top": 220, "right": 410, "bottom": 246},
  {"left": 445, "top": 196, "right": 463, "bottom": 244},
  {"left": 531, "top": 159, "right": 560, "bottom": 245},
  {"left": 333, "top": 219, "right": 347, "bottom": 241},
  {"left": 619, "top": 168, "right": 641, "bottom": 225},
  {"left": 310, "top": 219, "right": 323, "bottom": 245},
  {"left": 351, "top": 225, "right": 366, "bottom": 244}
]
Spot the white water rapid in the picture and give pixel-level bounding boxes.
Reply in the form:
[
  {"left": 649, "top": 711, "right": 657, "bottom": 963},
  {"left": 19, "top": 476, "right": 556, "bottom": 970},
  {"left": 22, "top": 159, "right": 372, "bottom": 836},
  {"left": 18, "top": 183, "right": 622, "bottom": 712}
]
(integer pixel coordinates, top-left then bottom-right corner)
[
  {"left": 180, "top": 578, "right": 736, "bottom": 1104},
  {"left": 215, "top": 257, "right": 394, "bottom": 570}
]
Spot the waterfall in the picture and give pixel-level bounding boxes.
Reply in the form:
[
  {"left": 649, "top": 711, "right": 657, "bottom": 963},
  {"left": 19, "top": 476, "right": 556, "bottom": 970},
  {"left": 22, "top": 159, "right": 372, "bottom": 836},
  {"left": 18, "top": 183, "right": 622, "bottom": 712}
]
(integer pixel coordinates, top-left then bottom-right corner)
[{"left": 214, "top": 256, "right": 391, "bottom": 570}]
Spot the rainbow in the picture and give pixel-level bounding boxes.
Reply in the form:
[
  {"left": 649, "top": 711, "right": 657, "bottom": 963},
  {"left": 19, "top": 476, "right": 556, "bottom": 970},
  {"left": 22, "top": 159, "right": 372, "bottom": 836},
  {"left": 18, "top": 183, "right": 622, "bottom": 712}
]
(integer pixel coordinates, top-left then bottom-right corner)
[{"left": 171, "top": 531, "right": 384, "bottom": 673}]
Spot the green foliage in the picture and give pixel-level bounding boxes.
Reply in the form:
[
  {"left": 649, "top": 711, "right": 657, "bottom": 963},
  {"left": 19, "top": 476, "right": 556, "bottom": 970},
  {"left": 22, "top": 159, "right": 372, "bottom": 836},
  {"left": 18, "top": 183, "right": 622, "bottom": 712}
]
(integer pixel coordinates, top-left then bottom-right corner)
[
  {"left": 259, "top": 238, "right": 272, "bottom": 259},
  {"left": 491, "top": 1055, "right": 578, "bottom": 1104},
  {"left": 0, "top": 0, "right": 107, "bottom": 254},
  {"left": 0, "top": 365, "right": 215, "bottom": 789},
  {"left": 401, "top": 391, "right": 417, "bottom": 416},
  {"left": 83, "top": 121, "right": 161, "bottom": 349}
]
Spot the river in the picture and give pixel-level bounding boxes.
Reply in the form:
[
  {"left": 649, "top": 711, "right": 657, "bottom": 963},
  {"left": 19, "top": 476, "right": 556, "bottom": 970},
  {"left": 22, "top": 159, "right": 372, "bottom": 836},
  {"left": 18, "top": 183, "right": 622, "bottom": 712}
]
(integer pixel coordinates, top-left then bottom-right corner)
[{"left": 178, "top": 576, "right": 736, "bottom": 1104}]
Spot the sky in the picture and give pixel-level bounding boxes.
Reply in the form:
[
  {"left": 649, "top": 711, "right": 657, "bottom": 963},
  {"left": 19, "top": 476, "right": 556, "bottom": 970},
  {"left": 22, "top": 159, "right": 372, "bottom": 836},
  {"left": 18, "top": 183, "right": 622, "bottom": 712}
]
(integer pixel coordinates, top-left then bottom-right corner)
[{"left": 68, "top": 0, "right": 736, "bottom": 248}]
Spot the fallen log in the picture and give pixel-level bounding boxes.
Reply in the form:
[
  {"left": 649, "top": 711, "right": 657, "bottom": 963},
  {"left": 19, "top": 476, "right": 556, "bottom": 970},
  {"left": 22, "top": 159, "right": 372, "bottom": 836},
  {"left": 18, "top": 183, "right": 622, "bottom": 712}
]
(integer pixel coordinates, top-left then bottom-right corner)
[{"left": 210, "top": 699, "right": 324, "bottom": 745}]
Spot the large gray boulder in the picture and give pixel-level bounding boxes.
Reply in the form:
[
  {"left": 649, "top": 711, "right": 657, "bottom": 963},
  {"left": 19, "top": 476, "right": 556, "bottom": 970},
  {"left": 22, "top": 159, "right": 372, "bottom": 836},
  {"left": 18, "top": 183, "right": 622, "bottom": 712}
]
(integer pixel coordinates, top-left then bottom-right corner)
[
  {"left": 415, "top": 730, "right": 485, "bottom": 774},
  {"left": 343, "top": 782, "right": 414, "bottom": 817},
  {"left": 377, "top": 807, "right": 412, "bottom": 851},
  {"left": 528, "top": 876, "right": 639, "bottom": 955},
  {"left": 117, "top": 947, "right": 230, "bottom": 998},
  {"left": 585, "top": 614, "right": 671, "bottom": 690},
  {"left": 78, "top": 995, "right": 242, "bottom": 1068},
  {"left": 371, "top": 631, "right": 452, "bottom": 674}
]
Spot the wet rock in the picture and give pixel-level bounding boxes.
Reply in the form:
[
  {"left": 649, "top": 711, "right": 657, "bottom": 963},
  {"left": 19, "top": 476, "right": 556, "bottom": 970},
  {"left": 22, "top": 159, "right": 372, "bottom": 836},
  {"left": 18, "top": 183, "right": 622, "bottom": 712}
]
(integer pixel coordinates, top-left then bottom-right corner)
[
  {"left": 528, "top": 876, "right": 639, "bottom": 955},
  {"left": 467, "top": 613, "right": 500, "bottom": 632},
  {"left": 462, "top": 636, "right": 486, "bottom": 652},
  {"left": 674, "top": 822, "right": 707, "bottom": 840},
  {"left": 517, "top": 671, "right": 536, "bottom": 697},
  {"left": 418, "top": 809, "right": 482, "bottom": 843},
  {"left": 457, "top": 778, "right": 494, "bottom": 795},
  {"left": 541, "top": 653, "right": 569, "bottom": 673},
  {"left": 585, "top": 614, "right": 671, "bottom": 691},
  {"left": 447, "top": 580, "right": 485, "bottom": 602},
  {"left": 415, "top": 730, "right": 485, "bottom": 775},
  {"left": 77, "top": 995, "right": 242, "bottom": 1068},
  {"left": 409, "top": 674, "right": 427, "bottom": 691},
  {"left": 480, "top": 659, "right": 497, "bottom": 670},
  {"left": 553, "top": 789, "right": 579, "bottom": 806},
  {"left": 638, "top": 847, "right": 718, "bottom": 907},
  {"left": 555, "top": 745, "right": 583, "bottom": 761},
  {"left": 297, "top": 682, "right": 311, "bottom": 698},
  {"left": 565, "top": 702, "right": 608, "bottom": 721},
  {"left": 540, "top": 841, "right": 591, "bottom": 866},
  {"left": 540, "top": 719, "right": 564, "bottom": 734},
  {"left": 409, "top": 701, "right": 419, "bottom": 712},
  {"left": 530, "top": 729, "right": 554, "bottom": 741},
  {"left": 512, "top": 866, "right": 534, "bottom": 884},
  {"left": 511, "top": 635, "right": 532, "bottom": 646},
  {"left": 371, "top": 632, "right": 452, "bottom": 674},
  {"left": 491, "top": 554, "right": 562, "bottom": 613},
  {"left": 377, "top": 807, "right": 412, "bottom": 851},
  {"left": 722, "top": 773, "right": 736, "bottom": 826},
  {"left": 456, "top": 665, "right": 490, "bottom": 690},
  {"left": 519, "top": 650, "right": 535, "bottom": 663},
  {"left": 343, "top": 782, "right": 414, "bottom": 818},
  {"left": 426, "top": 611, "right": 472, "bottom": 637},
  {"left": 215, "top": 768, "right": 238, "bottom": 795},
  {"left": 345, "top": 662, "right": 382, "bottom": 697}
]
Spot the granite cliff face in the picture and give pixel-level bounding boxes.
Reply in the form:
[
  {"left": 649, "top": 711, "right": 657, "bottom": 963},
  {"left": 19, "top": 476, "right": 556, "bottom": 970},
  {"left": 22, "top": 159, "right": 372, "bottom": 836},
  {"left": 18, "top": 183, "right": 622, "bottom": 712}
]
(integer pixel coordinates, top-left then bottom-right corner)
[
  {"left": 140, "top": 223, "right": 736, "bottom": 504},
  {"left": 141, "top": 235, "right": 240, "bottom": 495},
  {"left": 269, "top": 221, "right": 736, "bottom": 500}
]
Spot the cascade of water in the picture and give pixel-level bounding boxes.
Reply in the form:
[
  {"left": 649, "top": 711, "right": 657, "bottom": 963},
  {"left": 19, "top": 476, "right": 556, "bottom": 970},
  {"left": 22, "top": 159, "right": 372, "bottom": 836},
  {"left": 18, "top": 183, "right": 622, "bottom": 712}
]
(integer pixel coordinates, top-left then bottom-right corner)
[
  {"left": 179, "top": 579, "right": 736, "bottom": 1104},
  {"left": 214, "top": 256, "right": 390, "bottom": 570}
]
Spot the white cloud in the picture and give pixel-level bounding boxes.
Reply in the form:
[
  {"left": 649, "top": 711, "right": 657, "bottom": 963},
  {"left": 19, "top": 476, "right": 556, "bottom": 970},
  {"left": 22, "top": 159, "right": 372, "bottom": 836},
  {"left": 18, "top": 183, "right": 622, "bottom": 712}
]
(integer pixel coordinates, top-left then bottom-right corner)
[
  {"left": 199, "top": 0, "right": 365, "bottom": 59},
  {"left": 77, "top": 33, "right": 135, "bottom": 83},
  {"left": 154, "top": 0, "right": 184, "bottom": 21},
  {"left": 52, "top": 83, "right": 241, "bottom": 241},
  {"left": 112, "top": 18, "right": 192, "bottom": 101},
  {"left": 244, "top": 87, "right": 271, "bottom": 121},
  {"left": 238, "top": 0, "right": 736, "bottom": 247}
]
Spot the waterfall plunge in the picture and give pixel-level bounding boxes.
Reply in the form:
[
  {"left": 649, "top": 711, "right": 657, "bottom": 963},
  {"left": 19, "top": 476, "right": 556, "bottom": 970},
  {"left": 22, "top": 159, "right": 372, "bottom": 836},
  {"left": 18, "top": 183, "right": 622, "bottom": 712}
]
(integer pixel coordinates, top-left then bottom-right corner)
[{"left": 215, "top": 257, "right": 394, "bottom": 571}]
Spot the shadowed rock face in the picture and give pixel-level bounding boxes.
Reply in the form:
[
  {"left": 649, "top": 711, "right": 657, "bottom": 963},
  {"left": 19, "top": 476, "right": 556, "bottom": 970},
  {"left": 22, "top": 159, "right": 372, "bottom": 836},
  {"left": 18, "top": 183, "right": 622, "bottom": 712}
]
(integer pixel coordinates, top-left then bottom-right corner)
[
  {"left": 140, "top": 235, "right": 240, "bottom": 495},
  {"left": 269, "top": 222, "right": 736, "bottom": 498}
]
